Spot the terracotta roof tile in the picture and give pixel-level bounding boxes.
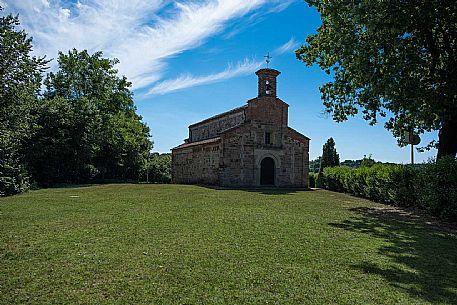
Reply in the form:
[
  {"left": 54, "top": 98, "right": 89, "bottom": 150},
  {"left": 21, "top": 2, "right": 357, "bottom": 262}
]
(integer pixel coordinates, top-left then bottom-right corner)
[
  {"left": 172, "top": 137, "right": 221, "bottom": 150},
  {"left": 287, "top": 127, "right": 310, "bottom": 142},
  {"left": 189, "top": 105, "right": 247, "bottom": 128}
]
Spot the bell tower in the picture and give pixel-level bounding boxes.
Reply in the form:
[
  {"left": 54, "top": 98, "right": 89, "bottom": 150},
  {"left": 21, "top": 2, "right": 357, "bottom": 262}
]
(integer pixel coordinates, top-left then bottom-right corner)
[{"left": 256, "top": 68, "right": 281, "bottom": 97}]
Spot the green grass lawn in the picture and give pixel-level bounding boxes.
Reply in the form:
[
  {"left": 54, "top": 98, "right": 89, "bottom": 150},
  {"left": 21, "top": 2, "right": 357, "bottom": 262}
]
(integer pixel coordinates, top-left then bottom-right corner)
[{"left": 1, "top": 184, "right": 456, "bottom": 304}]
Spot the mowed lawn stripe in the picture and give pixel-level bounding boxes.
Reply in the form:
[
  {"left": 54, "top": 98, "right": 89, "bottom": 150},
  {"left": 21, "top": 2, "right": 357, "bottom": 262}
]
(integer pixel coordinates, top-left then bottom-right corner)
[{"left": 1, "top": 184, "right": 456, "bottom": 304}]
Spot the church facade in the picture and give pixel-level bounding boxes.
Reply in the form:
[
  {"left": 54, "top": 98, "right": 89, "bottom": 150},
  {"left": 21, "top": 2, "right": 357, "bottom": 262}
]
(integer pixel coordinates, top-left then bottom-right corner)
[{"left": 171, "top": 68, "right": 310, "bottom": 188}]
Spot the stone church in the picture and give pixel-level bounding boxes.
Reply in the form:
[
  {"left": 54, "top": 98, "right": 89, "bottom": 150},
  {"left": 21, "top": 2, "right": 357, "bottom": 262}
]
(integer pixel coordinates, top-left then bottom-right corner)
[{"left": 171, "top": 68, "right": 310, "bottom": 187}]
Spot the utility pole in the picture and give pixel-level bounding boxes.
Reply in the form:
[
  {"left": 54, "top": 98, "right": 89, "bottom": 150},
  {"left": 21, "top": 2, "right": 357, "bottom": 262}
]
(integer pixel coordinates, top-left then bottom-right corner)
[
  {"left": 404, "top": 130, "right": 420, "bottom": 165},
  {"left": 411, "top": 143, "right": 414, "bottom": 165}
]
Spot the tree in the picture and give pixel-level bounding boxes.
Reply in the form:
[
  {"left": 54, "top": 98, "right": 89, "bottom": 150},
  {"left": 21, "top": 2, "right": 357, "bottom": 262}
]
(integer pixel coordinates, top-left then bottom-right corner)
[
  {"left": 0, "top": 8, "right": 48, "bottom": 195},
  {"left": 146, "top": 153, "right": 171, "bottom": 183},
  {"left": 340, "top": 159, "right": 362, "bottom": 168},
  {"left": 296, "top": 0, "right": 457, "bottom": 159},
  {"left": 27, "top": 96, "right": 101, "bottom": 184},
  {"left": 360, "top": 154, "right": 376, "bottom": 168},
  {"left": 320, "top": 137, "right": 340, "bottom": 171},
  {"left": 29, "top": 49, "right": 152, "bottom": 185},
  {"left": 309, "top": 157, "right": 322, "bottom": 173}
]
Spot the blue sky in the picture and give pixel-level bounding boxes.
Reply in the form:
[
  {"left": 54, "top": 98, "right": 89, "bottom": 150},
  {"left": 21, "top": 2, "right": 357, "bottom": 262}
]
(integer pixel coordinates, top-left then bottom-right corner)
[{"left": 3, "top": 0, "right": 437, "bottom": 163}]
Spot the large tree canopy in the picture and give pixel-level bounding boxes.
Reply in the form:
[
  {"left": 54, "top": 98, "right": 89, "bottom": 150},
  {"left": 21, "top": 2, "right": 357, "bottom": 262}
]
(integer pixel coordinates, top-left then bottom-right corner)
[
  {"left": 1, "top": 7, "right": 152, "bottom": 194},
  {"left": 29, "top": 49, "right": 152, "bottom": 185},
  {"left": 296, "top": 0, "right": 457, "bottom": 159},
  {"left": 0, "top": 8, "right": 47, "bottom": 195}
]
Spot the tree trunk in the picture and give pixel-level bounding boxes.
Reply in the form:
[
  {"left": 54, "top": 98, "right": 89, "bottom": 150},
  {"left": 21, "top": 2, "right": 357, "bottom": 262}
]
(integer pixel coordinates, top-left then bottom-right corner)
[{"left": 437, "top": 119, "right": 457, "bottom": 159}]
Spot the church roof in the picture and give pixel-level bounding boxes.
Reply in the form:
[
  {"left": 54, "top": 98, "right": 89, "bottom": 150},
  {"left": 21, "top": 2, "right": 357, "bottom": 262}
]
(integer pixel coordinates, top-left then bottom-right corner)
[
  {"left": 172, "top": 137, "right": 221, "bottom": 150},
  {"left": 286, "top": 127, "right": 310, "bottom": 143},
  {"left": 188, "top": 105, "right": 247, "bottom": 128},
  {"left": 246, "top": 96, "right": 289, "bottom": 106}
]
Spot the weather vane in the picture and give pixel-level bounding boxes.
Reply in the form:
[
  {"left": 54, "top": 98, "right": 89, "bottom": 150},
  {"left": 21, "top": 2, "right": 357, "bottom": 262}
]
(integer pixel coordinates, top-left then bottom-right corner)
[{"left": 264, "top": 52, "right": 272, "bottom": 68}]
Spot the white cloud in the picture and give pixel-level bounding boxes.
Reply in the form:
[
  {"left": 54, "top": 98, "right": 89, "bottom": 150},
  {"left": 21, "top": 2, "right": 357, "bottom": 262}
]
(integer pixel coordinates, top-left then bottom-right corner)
[
  {"left": 147, "top": 59, "right": 263, "bottom": 95},
  {"left": 4, "top": 0, "right": 281, "bottom": 91},
  {"left": 58, "top": 8, "right": 70, "bottom": 21},
  {"left": 222, "top": 0, "right": 296, "bottom": 40},
  {"left": 267, "top": 0, "right": 297, "bottom": 13},
  {"left": 275, "top": 37, "right": 300, "bottom": 55}
]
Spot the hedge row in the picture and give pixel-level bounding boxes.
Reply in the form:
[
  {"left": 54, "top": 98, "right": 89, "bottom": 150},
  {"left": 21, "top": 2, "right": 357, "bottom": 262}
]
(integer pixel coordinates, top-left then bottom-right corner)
[{"left": 312, "top": 157, "right": 457, "bottom": 221}]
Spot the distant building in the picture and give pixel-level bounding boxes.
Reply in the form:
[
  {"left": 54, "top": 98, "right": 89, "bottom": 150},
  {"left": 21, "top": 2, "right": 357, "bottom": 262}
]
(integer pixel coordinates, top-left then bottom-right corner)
[{"left": 171, "top": 68, "right": 310, "bottom": 187}]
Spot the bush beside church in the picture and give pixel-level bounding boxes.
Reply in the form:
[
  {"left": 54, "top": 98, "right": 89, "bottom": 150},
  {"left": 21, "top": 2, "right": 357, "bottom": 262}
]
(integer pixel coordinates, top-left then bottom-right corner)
[{"left": 313, "top": 157, "right": 457, "bottom": 221}]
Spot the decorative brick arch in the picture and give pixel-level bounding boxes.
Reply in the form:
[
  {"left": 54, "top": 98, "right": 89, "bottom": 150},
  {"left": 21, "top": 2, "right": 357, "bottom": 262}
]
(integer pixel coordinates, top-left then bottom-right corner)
[
  {"left": 256, "top": 153, "right": 281, "bottom": 168},
  {"left": 254, "top": 152, "right": 282, "bottom": 186}
]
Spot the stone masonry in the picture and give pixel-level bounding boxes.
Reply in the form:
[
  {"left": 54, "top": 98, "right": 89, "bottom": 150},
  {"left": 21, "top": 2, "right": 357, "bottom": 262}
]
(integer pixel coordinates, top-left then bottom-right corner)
[{"left": 171, "top": 68, "right": 310, "bottom": 188}]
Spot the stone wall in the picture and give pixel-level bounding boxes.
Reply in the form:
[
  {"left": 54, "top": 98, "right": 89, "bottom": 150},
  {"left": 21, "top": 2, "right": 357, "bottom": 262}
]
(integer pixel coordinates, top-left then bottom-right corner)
[
  {"left": 189, "top": 109, "right": 246, "bottom": 142},
  {"left": 277, "top": 135, "right": 309, "bottom": 187},
  {"left": 220, "top": 125, "right": 255, "bottom": 187},
  {"left": 219, "top": 122, "right": 309, "bottom": 188},
  {"left": 246, "top": 97, "right": 288, "bottom": 127},
  {"left": 172, "top": 142, "right": 221, "bottom": 185}
]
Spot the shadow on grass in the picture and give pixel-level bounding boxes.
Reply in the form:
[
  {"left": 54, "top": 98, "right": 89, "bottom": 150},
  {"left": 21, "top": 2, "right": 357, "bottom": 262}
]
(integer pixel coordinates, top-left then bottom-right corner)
[
  {"left": 199, "top": 184, "right": 313, "bottom": 195},
  {"left": 31, "top": 183, "right": 98, "bottom": 190},
  {"left": 32, "top": 180, "right": 164, "bottom": 190},
  {"left": 330, "top": 207, "right": 457, "bottom": 304}
]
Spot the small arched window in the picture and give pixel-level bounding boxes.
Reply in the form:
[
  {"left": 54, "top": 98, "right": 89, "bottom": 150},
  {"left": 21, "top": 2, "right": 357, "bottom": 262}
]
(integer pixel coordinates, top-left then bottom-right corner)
[{"left": 265, "top": 80, "right": 271, "bottom": 95}]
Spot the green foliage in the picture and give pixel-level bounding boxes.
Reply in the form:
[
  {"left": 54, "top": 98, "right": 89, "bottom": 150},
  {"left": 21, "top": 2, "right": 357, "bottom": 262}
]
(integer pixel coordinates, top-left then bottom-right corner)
[
  {"left": 322, "top": 158, "right": 457, "bottom": 220},
  {"left": 308, "top": 172, "right": 317, "bottom": 188},
  {"left": 341, "top": 157, "right": 397, "bottom": 169},
  {"left": 416, "top": 156, "right": 457, "bottom": 219},
  {"left": 340, "top": 159, "right": 362, "bottom": 168},
  {"left": 322, "top": 166, "right": 351, "bottom": 193},
  {"left": 323, "top": 164, "right": 416, "bottom": 205},
  {"left": 27, "top": 96, "right": 100, "bottom": 184},
  {"left": 28, "top": 49, "right": 152, "bottom": 185},
  {"left": 0, "top": 9, "right": 48, "bottom": 196},
  {"left": 320, "top": 137, "right": 339, "bottom": 171},
  {"left": 0, "top": 13, "right": 151, "bottom": 192},
  {"left": 146, "top": 153, "right": 171, "bottom": 183},
  {"left": 386, "top": 165, "right": 417, "bottom": 207},
  {"left": 315, "top": 172, "right": 324, "bottom": 188},
  {"left": 360, "top": 154, "right": 376, "bottom": 168},
  {"left": 296, "top": 0, "right": 457, "bottom": 158},
  {"left": 309, "top": 157, "right": 321, "bottom": 173}
]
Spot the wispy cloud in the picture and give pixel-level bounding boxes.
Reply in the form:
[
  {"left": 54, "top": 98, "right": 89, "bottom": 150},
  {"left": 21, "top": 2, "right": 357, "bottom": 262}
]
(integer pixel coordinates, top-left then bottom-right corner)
[
  {"left": 147, "top": 59, "right": 262, "bottom": 95},
  {"left": 4, "top": 0, "right": 284, "bottom": 91},
  {"left": 275, "top": 37, "right": 300, "bottom": 55},
  {"left": 222, "top": 0, "right": 296, "bottom": 40},
  {"left": 267, "top": 0, "right": 297, "bottom": 13}
]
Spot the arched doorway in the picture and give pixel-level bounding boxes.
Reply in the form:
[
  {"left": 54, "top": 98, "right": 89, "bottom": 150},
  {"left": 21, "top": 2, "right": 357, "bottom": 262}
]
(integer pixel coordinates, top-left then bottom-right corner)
[{"left": 260, "top": 157, "right": 275, "bottom": 185}]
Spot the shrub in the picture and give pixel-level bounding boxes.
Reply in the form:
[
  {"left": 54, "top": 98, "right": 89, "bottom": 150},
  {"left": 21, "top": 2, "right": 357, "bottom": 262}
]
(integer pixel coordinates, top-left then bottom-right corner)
[
  {"left": 320, "top": 158, "right": 457, "bottom": 221},
  {"left": 0, "top": 160, "right": 29, "bottom": 196},
  {"left": 416, "top": 157, "right": 457, "bottom": 220},
  {"left": 387, "top": 165, "right": 417, "bottom": 206},
  {"left": 323, "top": 166, "right": 350, "bottom": 192},
  {"left": 315, "top": 172, "right": 325, "bottom": 188},
  {"left": 309, "top": 172, "right": 317, "bottom": 188},
  {"left": 146, "top": 153, "right": 171, "bottom": 183}
]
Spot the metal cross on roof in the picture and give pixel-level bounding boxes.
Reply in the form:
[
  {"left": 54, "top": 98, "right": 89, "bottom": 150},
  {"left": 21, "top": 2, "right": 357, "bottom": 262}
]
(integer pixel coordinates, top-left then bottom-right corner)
[{"left": 264, "top": 52, "right": 272, "bottom": 68}]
